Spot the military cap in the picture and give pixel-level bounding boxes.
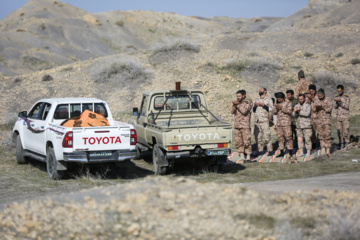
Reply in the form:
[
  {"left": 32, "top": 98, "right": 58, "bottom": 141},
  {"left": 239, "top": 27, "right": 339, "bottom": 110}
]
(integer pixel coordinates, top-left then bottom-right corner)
[
  {"left": 318, "top": 88, "right": 325, "bottom": 95},
  {"left": 275, "top": 92, "right": 285, "bottom": 99},
  {"left": 298, "top": 70, "right": 305, "bottom": 78}
]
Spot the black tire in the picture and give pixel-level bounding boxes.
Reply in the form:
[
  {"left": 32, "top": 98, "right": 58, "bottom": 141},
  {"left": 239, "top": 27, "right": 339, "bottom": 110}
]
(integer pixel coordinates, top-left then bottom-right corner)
[
  {"left": 134, "top": 147, "right": 142, "bottom": 160},
  {"left": 16, "top": 135, "right": 28, "bottom": 164},
  {"left": 46, "top": 147, "right": 65, "bottom": 180},
  {"left": 152, "top": 144, "right": 168, "bottom": 175},
  {"left": 109, "top": 161, "right": 128, "bottom": 179},
  {"left": 208, "top": 156, "right": 224, "bottom": 173}
]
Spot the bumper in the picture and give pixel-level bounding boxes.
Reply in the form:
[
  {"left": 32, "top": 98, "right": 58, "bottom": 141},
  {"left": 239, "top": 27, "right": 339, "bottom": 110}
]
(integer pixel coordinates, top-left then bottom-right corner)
[
  {"left": 63, "top": 150, "right": 137, "bottom": 163},
  {"left": 166, "top": 148, "right": 231, "bottom": 159}
]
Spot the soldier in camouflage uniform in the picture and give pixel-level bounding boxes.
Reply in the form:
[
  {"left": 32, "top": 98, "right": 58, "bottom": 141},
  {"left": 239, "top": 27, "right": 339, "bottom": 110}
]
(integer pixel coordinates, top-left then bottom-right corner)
[
  {"left": 307, "top": 84, "right": 319, "bottom": 149},
  {"left": 313, "top": 88, "right": 333, "bottom": 157},
  {"left": 273, "top": 92, "right": 294, "bottom": 159},
  {"left": 231, "top": 90, "right": 252, "bottom": 162},
  {"left": 295, "top": 70, "right": 312, "bottom": 98},
  {"left": 293, "top": 94, "right": 312, "bottom": 158},
  {"left": 334, "top": 84, "right": 351, "bottom": 149},
  {"left": 286, "top": 90, "right": 299, "bottom": 148},
  {"left": 253, "top": 87, "right": 274, "bottom": 156}
]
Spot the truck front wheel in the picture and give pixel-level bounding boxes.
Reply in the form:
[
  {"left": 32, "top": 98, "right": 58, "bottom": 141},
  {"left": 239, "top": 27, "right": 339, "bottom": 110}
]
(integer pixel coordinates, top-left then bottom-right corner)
[
  {"left": 16, "top": 135, "right": 28, "bottom": 164},
  {"left": 152, "top": 144, "right": 168, "bottom": 175},
  {"left": 46, "top": 148, "right": 65, "bottom": 180}
]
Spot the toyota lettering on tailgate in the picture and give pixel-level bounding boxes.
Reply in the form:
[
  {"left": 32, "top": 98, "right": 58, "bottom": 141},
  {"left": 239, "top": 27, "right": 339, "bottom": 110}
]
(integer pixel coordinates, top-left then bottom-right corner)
[
  {"left": 176, "top": 133, "right": 220, "bottom": 141},
  {"left": 83, "top": 137, "right": 122, "bottom": 145}
]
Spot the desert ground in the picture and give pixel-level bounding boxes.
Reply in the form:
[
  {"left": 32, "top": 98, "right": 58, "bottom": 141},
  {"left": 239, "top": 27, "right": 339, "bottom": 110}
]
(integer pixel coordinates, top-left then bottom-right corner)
[{"left": 1, "top": 0, "right": 360, "bottom": 239}]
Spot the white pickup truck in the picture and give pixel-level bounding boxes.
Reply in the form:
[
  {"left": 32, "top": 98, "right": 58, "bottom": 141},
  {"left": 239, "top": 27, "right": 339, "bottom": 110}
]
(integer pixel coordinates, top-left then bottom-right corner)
[{"left": 12, "top": 98, "right": 137, "bottom": 180}]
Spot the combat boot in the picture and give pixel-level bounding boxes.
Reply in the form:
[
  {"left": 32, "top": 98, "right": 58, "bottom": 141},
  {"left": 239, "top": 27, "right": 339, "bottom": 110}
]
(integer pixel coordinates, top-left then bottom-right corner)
[
  {"left": 288, "top": 151, "right": 295, "bottom": 164},
  {"left": 345, "top": 142, "right": 349, "bottom": 148},
  {"left": 244, "top": 154, "right": 251, "bottom": 163},
  {"left": 340, "top": 143, "right": 344, "bottom": 149},
  {"left": 267, "top": 151, "right": 274, "bottom": 157},
  {"left": 276, "top": 150, "right": 284, "bottom": 158},
  {"left": 297, "top": 149, "right": 304, "bottom": 157},
  {"left": 326, "top": 148, "right": 331, "bottom": 158},
  {"left": 320, "top": 148, "right": 326, "bottom": 156},
  {"left": 239, "top": 153, "right": 245, "bottom": 161}
]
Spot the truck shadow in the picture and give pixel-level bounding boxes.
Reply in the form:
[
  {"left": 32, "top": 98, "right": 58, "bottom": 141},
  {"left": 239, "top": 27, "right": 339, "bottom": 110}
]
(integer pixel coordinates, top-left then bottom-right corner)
[
  {"left": 168, "top": 160, "right": 246, "bottom": 176},
  {"left": 25, "top": 158, "right": 154, "bottom": 180}
]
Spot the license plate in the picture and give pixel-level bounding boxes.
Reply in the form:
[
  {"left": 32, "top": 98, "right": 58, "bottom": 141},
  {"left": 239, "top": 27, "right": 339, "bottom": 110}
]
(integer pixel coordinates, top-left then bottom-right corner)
[
  {"left": 207, "top": 149, "right": 231, "bottom": 156},
  {"left": 89, "top": 151, "right": 112, "bottom": 157}
]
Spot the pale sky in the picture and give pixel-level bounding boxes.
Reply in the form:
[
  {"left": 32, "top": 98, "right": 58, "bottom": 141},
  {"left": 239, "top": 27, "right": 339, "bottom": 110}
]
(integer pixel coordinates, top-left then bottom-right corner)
[{"left": 0, "top": 0, "right": 308, "bottom": 20}]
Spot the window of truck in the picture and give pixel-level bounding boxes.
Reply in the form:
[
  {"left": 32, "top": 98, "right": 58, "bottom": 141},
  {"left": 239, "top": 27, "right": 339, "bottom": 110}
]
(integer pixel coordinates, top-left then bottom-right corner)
[
  {"left": 28, "top": 102, "right": 43, "bottom": 119},
  {"left": 140, "top": 96, "right": 148, "bottom": 116},
  {"left": 153, "top": 94, "right": 201, "bottom": 111},
  {"left": 54, "top": 103, "right": 108, "bottom": 120}
]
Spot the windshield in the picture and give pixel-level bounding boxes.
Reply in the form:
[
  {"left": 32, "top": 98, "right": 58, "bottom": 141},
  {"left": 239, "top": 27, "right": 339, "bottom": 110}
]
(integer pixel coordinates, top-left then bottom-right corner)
[{"left": 153, "top": 94, "right": 201, "bottom": 111}]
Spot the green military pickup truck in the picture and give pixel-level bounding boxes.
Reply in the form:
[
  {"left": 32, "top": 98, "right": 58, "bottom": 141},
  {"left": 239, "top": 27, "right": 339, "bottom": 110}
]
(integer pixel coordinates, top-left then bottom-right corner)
[{"left": 129, "top": 83, "right": 233, "bottom": 175}]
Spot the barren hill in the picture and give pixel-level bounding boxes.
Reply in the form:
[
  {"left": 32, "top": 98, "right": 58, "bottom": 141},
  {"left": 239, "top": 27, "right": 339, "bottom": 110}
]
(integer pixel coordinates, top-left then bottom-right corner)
[{"left": 0, "top": 0, "right": 359, "bottom": 127}]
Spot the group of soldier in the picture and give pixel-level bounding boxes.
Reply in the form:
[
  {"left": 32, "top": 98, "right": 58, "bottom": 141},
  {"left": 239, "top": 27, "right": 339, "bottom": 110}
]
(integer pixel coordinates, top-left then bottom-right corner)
[{"left": 231, "top": 70, "right": 351, "bottom": 163}]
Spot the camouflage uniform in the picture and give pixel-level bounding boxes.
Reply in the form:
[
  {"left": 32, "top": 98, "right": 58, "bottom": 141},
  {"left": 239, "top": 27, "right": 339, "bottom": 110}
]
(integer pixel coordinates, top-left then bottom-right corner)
[
  {"left": 231, "top": 99, "right": 252, "bottom": 155},
  {"left": 334, "top": 94, "right": 350, "bottom": 144},
  {"left": 295, "top": 78, "right": 312, "bottom": 98},
  {"left": 254, "top": 96, "right": 274, "bottom": 152},
  {"left": 308, "top": 95, "right": 319, "bottom": 145},
  {"left": 293, "top": 102, "right": 312, "bottom": 151},
  {"left": 273, "top": 100, "right": 293, "bottom": 151},
  {"left": 289, "top": 98, "right": 299, "bottom": 147},
  {"left": 313, "top": 97, "right": 333, "bottom": 149}
]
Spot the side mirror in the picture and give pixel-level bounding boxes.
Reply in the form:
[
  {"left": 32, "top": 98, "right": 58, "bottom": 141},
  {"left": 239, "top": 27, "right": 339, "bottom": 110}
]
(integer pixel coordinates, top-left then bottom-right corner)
[
  {"left": 133, "top": 108, "right": 139, "bottom": 116},
  {"left": 18, "top": 111, "right": 27, "bottom": 118}
]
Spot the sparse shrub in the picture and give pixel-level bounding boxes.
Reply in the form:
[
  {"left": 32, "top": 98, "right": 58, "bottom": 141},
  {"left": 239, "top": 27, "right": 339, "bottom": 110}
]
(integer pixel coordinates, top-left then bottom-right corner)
[
  {"left": 310, "top": 71, "right": 357, "bottom": 98},
  {"left": 92, "top": 59, "right": 151, "bottom": 86},
  {"left": 19, "top": 13, "right": 25, "bottom": 17},
  {"left": 62, "top": 67, "right": 73, "bottom": 72},
  {"left": 247, "top": 59, "right": 282, "bottom": 73},
  {"left": 153, "top": 41, "right": 200, "bottom": 55},
  {"left": 203, "top": 58, "right": 282, "bottom": 78},
  {"left": 42, "top": 74, "right": 53, "bottom": 81},
  {"left": 14, "top": 78, "right": 22, "bottom": 83},
  {"left": 16, "top": 29, "right": 25, "bottom": 32},
  {"left": 23, "top": 56, "right": 50, "bottom": 70},
  {"left": 40, "top": 23, "right": 46, "bottom": 30},
  {"left": 335, "top": 52, "right": 343, "bottom": 58},
  {"left": 304, "top": 52, "right": 314, "bottom": 57},
  {"left": 53, "top": 1, "right": 63, "bottom": 7},
  {"left": 350, "top": 58, "right": 360, "bottom": 65},
  {"left": 1, "top": 113, "right": 18, "bottom": 131},
  {"left": 115, "top": 20, "right": 124, "bottom": 27}
]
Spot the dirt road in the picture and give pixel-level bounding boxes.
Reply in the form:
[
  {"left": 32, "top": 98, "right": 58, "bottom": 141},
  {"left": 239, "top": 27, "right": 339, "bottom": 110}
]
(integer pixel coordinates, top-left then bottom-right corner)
[{"left": 244, "top": 172, "right": 360, "bottom": 193}]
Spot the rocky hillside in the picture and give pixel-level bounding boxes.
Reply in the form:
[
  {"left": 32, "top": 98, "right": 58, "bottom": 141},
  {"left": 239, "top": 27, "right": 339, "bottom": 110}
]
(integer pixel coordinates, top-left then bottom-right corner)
[{"left": 0, "top": 0, "right": 359, "bottom": 126}]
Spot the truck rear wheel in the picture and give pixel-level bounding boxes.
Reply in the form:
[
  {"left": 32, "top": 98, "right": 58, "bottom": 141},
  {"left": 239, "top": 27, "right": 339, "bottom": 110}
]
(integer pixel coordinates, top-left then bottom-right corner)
[
  {"left": 46, "top": 147, "right": 65, "bottom": 180},
  {"left": 16, "top": 135, "right": 28, "bottom": 164},
  {"left": 152, "top": 144, "right": 168, "bottom": 175},
  {"left": 109, "top": 161, "right": 128, "bottom": 179},
  {"left": 209, "top": 156, "right": 226, "bottom": 173}
]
